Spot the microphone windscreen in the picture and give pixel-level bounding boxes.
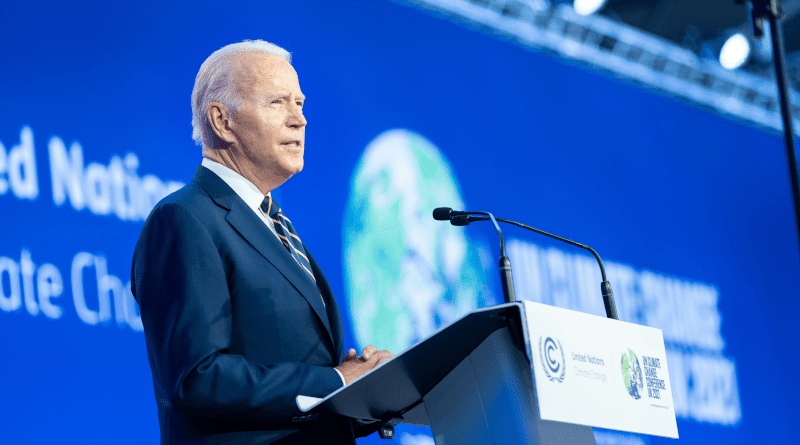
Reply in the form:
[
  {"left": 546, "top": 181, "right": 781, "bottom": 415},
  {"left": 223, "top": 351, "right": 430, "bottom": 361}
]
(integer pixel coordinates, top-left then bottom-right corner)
[{"left": 432, "top": 207, "right": 453, "bottom": 221}]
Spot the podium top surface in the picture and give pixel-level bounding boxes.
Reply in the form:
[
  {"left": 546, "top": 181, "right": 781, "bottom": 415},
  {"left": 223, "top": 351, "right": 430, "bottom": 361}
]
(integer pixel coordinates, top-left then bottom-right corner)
[{"left": 299, "top": 303, "right": 524, "bottom": 424}]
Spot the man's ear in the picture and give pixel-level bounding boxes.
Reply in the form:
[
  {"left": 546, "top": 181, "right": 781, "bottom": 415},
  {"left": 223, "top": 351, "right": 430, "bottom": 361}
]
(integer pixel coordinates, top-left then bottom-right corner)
[{"left": 207, "top": 102, "right": 237, "bottom": 144}]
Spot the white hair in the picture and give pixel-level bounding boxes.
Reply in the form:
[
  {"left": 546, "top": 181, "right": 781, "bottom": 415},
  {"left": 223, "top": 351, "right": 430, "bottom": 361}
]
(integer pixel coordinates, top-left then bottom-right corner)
[{"left": 191, "top": 40, "right": 292, "bottom": 147}]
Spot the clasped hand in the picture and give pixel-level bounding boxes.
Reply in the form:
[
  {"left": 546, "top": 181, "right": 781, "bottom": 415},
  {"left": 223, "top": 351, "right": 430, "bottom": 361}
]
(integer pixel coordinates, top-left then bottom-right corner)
[{"left": 334, "top": 345, "right": 393, "bottom": 384}]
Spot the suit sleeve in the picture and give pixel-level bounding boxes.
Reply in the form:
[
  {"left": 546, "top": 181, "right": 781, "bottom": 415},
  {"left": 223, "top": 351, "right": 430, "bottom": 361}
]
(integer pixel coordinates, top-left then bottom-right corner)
[{"left": 132, "top": 202, "right": 343, "bottom": 422}]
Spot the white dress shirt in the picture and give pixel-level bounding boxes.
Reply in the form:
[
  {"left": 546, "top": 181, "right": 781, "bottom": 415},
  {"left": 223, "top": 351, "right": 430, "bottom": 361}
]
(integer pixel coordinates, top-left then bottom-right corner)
[
  {"left": 201, "top": 158, "right": 346, "bottom": 386},
  {"left": 201, "top": 158, "right": 280, "bottom": 236}
]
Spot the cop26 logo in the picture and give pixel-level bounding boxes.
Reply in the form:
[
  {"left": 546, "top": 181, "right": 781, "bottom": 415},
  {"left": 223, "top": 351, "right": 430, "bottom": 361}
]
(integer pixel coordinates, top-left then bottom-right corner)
[
  {"left": 539, "top": 336, "right": 566, "bottom": 383},
  {"left": 620, "top": 349, "right": 644, "bottom": 399}
]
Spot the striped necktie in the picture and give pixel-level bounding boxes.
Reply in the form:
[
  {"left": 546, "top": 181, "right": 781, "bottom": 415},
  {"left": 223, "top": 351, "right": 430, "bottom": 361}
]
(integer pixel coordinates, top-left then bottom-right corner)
[{"left": 260, "top": 196, "right": 317, "bottom": 286}]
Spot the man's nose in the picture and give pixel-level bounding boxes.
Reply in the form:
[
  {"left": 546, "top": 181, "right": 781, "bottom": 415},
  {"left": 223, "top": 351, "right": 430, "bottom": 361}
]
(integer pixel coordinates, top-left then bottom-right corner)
[{"left": 288, "top": 106, "right": 307, "bottom": 128}]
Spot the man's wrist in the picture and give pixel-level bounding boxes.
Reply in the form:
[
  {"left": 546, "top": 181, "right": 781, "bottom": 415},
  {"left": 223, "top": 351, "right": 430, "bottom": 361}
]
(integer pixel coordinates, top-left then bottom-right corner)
[{"left": 333, "top": 367, "right": 346, "bottom": 386}]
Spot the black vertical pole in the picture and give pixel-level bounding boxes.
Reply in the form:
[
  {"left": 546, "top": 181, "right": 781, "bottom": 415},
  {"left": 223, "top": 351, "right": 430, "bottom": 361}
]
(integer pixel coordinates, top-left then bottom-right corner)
[
  {"left": 766, "top": 10, "right": 800, "bottom": 261},
  {"left": 745, "top": 0, "right": 800, "bottom": 260}
]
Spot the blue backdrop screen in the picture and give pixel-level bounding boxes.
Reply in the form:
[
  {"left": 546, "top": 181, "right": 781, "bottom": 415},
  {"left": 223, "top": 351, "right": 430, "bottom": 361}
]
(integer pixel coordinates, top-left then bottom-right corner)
[{"left": 1, "top": 1, "right": 798, "bottom": 444}]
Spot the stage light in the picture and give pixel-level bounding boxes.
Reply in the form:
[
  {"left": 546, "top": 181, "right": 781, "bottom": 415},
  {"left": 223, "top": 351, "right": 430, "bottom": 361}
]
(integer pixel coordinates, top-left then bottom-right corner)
[
  {"left": 573, "top": 0, "right": 607, "bottom": 16},
  {"left": 719, "top": 33, "right": 750, "bottom": 70}
]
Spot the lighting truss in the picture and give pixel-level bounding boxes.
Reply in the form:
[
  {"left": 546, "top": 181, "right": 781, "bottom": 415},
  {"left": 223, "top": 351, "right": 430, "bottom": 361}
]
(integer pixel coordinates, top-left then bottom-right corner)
[{"left": 400, "top": 0, "right": 800, "bottom": 133}]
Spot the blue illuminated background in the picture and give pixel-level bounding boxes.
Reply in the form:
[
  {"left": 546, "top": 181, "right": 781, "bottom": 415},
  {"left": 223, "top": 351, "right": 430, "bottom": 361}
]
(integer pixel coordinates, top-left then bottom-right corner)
[{"left": 1, "top": 1, "right": 798, "bottom": 444}]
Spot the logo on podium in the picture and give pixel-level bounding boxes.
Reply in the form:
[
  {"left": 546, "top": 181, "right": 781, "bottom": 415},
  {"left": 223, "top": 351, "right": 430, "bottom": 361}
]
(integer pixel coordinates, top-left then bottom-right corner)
[
  {"left": 539, "top": 336, "right": 566, "bottom": 383},
  {"left": 620, "top": 349, "right": 644, "bottom": 399}
]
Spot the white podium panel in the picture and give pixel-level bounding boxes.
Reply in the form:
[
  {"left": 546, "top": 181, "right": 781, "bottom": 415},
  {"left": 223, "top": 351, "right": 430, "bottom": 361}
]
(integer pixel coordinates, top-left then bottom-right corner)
[
  {"left": 521, "top": 301, "right": 679, "bottom": 439},
  {"left": 299, "top": 302, "right": 679, "bottom": 443}
]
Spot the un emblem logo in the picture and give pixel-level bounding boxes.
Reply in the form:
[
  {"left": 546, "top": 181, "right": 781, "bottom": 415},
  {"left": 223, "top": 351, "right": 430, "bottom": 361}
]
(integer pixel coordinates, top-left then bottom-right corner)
[{"left": 539, "top": 336, "right": 566, "bottom": 383}]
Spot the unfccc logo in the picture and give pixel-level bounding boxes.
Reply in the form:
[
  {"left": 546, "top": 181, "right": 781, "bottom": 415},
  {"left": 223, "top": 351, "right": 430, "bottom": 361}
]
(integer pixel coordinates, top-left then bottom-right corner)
[{"left": 539, "top": 336, "right": 566, "bottom": 383}]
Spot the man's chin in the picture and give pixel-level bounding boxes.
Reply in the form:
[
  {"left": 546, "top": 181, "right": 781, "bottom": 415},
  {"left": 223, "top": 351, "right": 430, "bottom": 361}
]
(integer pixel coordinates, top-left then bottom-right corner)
[
  {"left": 277, "top": 160, "right": 304, "bottom": 180},
  {"left": 289, "top": 159, "right": 304, "bottom": 175}
]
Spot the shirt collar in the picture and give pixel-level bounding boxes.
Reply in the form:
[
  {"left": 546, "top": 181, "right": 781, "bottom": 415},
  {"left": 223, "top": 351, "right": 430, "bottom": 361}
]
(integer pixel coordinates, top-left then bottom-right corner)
[{"left": 201, "top": 158, "right": 270, "bottom": 212}]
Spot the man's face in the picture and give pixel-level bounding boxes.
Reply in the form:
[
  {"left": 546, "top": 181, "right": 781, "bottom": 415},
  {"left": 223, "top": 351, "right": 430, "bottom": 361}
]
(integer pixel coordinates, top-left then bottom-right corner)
[{"left": 228, "top": 53, "right": 307, "bottom": 186}]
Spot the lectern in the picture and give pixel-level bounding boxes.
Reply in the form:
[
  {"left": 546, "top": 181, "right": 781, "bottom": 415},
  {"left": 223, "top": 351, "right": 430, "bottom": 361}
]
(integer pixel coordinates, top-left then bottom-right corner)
[{"left": 298, "top": 301, "right": 678, "bottom": 444}]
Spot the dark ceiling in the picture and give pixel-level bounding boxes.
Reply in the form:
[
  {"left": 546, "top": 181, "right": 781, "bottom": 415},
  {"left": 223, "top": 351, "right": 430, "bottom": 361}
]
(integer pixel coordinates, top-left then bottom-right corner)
[{"left": 600, "top": 0, "right": 800, "bottom": 54}]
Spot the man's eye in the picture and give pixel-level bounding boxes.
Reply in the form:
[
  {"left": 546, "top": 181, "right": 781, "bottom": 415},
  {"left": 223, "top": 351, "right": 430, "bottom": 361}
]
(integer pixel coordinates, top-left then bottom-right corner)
[{"left": 271, "top": 99, "right": 282, "bottom": 104}]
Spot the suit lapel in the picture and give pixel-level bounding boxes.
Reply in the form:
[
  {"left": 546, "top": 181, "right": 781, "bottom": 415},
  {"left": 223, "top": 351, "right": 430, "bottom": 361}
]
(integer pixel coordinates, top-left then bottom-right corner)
[
  {"left": 191, "top": 166, "right": 335, "bottom": 349},
  {"left": 307, "top": 248, "right": 344, "bottom": 362}
]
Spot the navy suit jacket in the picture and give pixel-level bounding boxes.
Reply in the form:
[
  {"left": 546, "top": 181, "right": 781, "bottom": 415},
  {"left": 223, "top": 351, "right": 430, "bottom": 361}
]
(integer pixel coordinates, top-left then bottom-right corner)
[{"left": 132, "top": 166, "right": 354, "bottom": 444}]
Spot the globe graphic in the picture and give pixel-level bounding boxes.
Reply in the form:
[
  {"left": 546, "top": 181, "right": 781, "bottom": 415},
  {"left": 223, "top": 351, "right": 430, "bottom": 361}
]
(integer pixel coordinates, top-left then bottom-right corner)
[
  {"left": 621, "top": 349, "right": 643, "bottom": 400},
  {"left": 343, "top": 129, "right": 495, "bottom": 353}
]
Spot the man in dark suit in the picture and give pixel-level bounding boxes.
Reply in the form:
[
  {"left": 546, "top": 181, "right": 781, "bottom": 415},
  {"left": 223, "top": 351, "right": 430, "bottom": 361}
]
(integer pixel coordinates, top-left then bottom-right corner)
[{"left": 131, "top": 40, "right": 391, "bottom": 444}]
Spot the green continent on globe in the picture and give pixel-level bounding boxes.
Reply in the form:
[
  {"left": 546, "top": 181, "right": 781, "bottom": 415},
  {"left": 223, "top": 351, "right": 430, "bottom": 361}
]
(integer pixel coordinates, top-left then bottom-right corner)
[
  {"left": 343, "top": 129, "right": 494, "bottom": 354},
  {"left": 621, "top": 349, "right": 642, "bottom": 399}
]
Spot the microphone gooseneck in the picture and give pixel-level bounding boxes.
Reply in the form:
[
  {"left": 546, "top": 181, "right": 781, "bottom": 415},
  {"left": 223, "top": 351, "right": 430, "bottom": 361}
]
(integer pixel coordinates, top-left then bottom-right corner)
[
  {"left": 434, "top": 209, "right": 516, "bottom": 303},
  {"left": 487, "top": 217, "right": 617, "bottom": 320},
  {"left": 457, "top": 212, "right": 507, "bottom": 259},
  {"left": 466, "top": 217, "right": 608, "bottom": 281},
  {"left": 438, "top": 210, "right": 619, "bottom": 320}
]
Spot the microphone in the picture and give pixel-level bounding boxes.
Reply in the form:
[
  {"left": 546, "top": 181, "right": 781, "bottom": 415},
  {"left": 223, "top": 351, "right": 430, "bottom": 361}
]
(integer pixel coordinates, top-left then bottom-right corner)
[
  {"left": 450, "top": 214, "right": 471, "bottom": 226},
  {"left": 432, "top": 208, "right": 516, "bottom": 304},
  {"left": 432, "top": 207, "right": 467, "bottom": 221},
  {"left": 438, "top": 210, "right": 619, "bottom": 320}
]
